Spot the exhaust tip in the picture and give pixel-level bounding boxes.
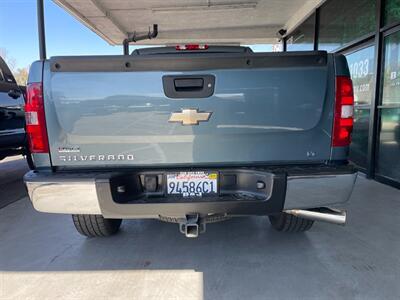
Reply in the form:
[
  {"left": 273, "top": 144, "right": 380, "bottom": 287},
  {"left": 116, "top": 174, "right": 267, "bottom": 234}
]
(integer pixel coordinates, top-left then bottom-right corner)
[{"left": 284, "top": 208, "right": 346, "bottom": 225}]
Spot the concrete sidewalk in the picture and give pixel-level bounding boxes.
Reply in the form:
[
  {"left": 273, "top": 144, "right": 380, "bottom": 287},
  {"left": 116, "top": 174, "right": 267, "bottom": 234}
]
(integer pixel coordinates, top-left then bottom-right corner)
[{"left": 0, "top": 159, "right": 400, "bottom": 299}]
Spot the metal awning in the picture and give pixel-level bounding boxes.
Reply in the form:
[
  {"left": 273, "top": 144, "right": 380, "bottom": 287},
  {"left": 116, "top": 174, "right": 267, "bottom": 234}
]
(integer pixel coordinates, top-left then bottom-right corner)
[{"left": 52, "top": 0, "right": 325, "bottom": 45}]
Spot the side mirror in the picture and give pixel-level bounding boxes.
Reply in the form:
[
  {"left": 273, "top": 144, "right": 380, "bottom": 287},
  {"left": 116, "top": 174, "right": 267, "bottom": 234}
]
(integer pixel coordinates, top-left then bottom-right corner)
[{"left": 8, "top": 89, "right": 22, "bottom": 99}]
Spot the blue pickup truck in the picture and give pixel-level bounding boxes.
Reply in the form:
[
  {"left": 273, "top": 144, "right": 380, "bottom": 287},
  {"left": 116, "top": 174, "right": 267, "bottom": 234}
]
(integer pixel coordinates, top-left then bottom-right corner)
[{"left": 24, "top": 46, "right": 357, "bottom": 238}]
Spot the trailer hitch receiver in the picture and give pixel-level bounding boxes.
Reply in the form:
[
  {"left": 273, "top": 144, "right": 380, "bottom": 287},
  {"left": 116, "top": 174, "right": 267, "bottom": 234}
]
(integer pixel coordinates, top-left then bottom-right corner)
[{"left": 179, "top": 214, "right": 206, "bottom": 238}]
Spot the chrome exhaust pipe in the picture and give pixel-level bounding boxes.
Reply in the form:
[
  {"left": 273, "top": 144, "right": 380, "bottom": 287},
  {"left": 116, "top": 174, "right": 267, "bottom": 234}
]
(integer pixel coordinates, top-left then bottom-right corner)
[{"left": 284, "top": 208, "right": 346, "bottom": 225}]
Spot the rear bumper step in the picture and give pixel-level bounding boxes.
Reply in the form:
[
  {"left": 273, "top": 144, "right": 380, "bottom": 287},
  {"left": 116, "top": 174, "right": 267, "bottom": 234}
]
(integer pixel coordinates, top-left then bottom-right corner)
[{"left": 24, "top": 167, "right": 357, "bottom": 219}]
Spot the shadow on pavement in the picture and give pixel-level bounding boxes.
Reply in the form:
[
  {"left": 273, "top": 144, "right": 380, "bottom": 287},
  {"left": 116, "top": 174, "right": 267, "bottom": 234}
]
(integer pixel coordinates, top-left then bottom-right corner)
[{"left": 0, "top": 156, "right": 29, "bottom": 209}]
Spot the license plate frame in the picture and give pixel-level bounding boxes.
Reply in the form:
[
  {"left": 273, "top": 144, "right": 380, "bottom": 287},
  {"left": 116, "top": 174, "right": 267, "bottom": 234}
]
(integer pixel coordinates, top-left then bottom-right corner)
[{"left": 166, "top": 171, "right": 218, "bottom": 197}]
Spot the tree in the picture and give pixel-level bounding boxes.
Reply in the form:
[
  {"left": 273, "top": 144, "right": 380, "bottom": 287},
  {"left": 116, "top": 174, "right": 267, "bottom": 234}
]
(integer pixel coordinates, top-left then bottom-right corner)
[
  {"left": 13, "top": 67, "right": 29, "bottom": 86},
  {"left": 0, "top": 48, "right": 16, "bottom": 71},
  {"left": 0, "top": 48, "right": 29, "bottom": 85}
]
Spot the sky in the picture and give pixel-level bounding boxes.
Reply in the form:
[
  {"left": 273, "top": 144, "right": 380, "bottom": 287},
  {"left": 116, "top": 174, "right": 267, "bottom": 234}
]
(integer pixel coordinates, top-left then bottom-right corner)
[
  {"left": 0, "top": 0, "right": 273, "bottom": 70},
  {"left": 0, "top": 0, "right": 121, "bottom": 69}
]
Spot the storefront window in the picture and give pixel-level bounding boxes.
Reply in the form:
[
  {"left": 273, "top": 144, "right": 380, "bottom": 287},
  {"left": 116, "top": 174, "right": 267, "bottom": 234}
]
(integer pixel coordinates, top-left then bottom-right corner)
[
  {"left": 384, "top": 0, "right": 400, "bottom": 26},
  {"left": 318, "top": 0, "right": 376, "bottom": 52},
  {"left": 345, "top": 45, "right": 375, "bottom": 169},
  {"left": 286, "top": 14, "right": 315, "bottom": 51},
  {"left": 376, "top": 31, "right": 400, "bottom": 182},
  {"left": 347, "top": 46, "right": 375, "bottom": 106}
]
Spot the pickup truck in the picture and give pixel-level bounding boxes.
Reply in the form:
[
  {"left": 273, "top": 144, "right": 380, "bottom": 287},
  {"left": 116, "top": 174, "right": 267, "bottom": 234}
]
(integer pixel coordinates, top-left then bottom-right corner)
[
  {"left": 24, "top": 46, "right": 357, "bottom": 238},
  {"left": 0, "top": 56, "right": 33, "bottom": 168}
]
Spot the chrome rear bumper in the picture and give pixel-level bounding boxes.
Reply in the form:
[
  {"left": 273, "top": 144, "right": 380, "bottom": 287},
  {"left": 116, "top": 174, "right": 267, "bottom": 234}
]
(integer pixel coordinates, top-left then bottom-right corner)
[
  {"left": 24, "top": 168, "right": 357, "bottom": 218},
  {"left": 284, "top": 173, "right": 357, "bottom": 210},
  {"left": 24, "top": 172, "right": 102, "bottom": 214}
]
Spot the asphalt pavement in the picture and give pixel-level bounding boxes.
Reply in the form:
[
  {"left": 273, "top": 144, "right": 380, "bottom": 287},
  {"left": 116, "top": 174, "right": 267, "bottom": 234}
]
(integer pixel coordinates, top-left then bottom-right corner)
[
  {"left": 0, "top": 156, "right": 29, "bottom": 209},
  {"left": 1, "top": 157, "right": 400, "bottom": 299}
]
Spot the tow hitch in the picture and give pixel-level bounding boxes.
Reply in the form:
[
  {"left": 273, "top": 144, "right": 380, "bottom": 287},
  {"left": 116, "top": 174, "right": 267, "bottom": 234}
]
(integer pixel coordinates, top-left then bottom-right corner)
[
  {"left": 179, "top": 214, "right": 206, "bottom": 238},
  {"left": 159, "top": 214, "right": 230, "bottom": 238}
]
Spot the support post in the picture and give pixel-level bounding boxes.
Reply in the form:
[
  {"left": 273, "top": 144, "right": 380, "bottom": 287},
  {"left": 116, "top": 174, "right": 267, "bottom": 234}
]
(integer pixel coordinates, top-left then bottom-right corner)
[
  {"left": 123, "top": 39, "right": 129, "bottom": 55},
  {"left": 366, "top": 0, "right": 383, "bottom": 178},
  {"left": 314, "top": 8, "right": 320, "bottom": 51},
  {"left": 282, "top": 37, "right": 287, "bottom": 52},
  {"left": 37, "top": 0, "right": 46, "bottom": 60}
]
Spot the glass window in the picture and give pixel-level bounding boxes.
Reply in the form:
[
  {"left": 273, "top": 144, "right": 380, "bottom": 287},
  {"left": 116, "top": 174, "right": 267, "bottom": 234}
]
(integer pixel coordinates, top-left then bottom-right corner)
[
  {"left": 376, "top": 107, "right": 400, "bottom": 181},
  {"left": 350, "top": 109, "right": 371, "bottom": 168},
  {"left": 244, "top": 44, "right": 274, "bottom": 52},
  {"left": 347, "top": 46, "right": 375, "bottom": 106},
  {"left": 382, "top": 32, "right": 400, "bottom": 106},
  {"left": 0, "top": 69, "right": 4, "bottom": 81},
  {"left": 286, "top": 14, "right": 315, "bottom": 51},
  {"left": 318, "top": 0, "right": 376, "bottom": 52},
  {"left": 384, "top": 0, "right": 400, "bottom": 26},
  {"left": 345, "top": 45, "right": 375, "bottom": 168},
  {"left": 376, "top": 31, "right": 400, "bottom": 182}
]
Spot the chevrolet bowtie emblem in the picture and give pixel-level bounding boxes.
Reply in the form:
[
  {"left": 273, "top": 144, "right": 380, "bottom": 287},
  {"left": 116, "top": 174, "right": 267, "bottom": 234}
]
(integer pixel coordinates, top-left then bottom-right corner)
[{"left": 169, "top": 109, "right": 212, "bottom": 125}]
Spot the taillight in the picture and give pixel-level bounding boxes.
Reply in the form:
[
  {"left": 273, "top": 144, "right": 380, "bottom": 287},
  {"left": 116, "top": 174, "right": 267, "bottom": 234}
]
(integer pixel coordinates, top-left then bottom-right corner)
[
  {"left": 332, "top": 76, "right": 354, "bottom": 147},
  {"left": 175, "top": 44, "right": 209, "bottom": 50},
  {"left": 25, "top": 82, "right": 49, "bottom": 153}
]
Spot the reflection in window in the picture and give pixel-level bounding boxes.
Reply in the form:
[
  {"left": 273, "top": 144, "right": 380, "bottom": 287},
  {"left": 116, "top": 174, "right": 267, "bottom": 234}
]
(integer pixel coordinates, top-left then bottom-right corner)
[
  {"left": 345, "top": 45, "right": 375, "bottom": 169},
  {"left": 347, "top": 46, "right": 375, "bottom": 106},
  {"left": 376, "top": 108, "right": 400, "bottom": 181},
  {"left": 381, "top": 33, "right": 400, "bottom": 106},
  {"left": 318, "top": 0, "right": 376, "bottom": 52},
  {"left": 384, "top": 0, "right": 400, "bottom": 26},
  {"left": 286, "top": 14, "right": 315, "bottom": 51},
  {"left": 376, "top": 32, "right": 400, "bottom": 182},
  {"left": 244, "top": 44, "right": 273, "bottom": 52}
]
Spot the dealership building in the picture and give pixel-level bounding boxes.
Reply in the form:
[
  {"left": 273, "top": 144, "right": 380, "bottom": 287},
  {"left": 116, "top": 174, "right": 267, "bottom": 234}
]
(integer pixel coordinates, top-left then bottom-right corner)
[{"left": 282, "top": 0, "right": 400, "bottom": 188}]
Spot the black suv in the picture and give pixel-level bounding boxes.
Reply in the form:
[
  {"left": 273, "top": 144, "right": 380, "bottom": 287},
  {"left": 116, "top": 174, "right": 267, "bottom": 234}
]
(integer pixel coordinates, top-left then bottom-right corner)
[{"left": 0, "top": 56, "right": 32, "bottom": 167}]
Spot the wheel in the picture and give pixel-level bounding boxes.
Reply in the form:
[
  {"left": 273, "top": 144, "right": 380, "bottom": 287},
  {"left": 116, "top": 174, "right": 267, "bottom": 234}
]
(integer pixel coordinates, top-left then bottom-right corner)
[
  {"left": 25, "top": 150, "right": 35, "bottom": 170},
  {"left": 269, "top": 212, "right": 314, "bottom": 232},
  {"left": 72, "top": 214, "right": 122, "bottom": 237},
  {"left": 24, "top": 141, "right": 35, "bottom": 170}
]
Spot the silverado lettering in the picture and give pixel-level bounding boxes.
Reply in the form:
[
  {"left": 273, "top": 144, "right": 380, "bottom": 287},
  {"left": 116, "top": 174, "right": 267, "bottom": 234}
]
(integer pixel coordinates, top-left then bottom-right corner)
[{"left": 59, "top": 154, "right": 134, "bottom": 162}]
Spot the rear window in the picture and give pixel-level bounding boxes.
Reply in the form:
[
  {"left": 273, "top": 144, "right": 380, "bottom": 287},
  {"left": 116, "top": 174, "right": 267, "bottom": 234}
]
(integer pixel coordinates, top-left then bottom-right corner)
[
  {"left": 131, "top": 45, "right": 252, "bottom": 55},
  {"left": 243, "top": 44, "right": 282, "bottom": 52}
]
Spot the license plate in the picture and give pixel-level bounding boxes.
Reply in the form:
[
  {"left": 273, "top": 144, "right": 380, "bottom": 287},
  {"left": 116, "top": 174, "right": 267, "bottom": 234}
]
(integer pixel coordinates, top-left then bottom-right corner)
[{"left": 167, "top": 171, "right": 218, "bottom": 197}]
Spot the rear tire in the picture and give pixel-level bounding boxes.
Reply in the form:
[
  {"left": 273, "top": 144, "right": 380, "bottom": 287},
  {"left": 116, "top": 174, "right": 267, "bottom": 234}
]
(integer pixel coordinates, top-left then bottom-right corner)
[
  {"left": 72, "top": 214, "right": 122, "bottom": 237},
  {"left": 25, "top": 150, "right": 35, "bottom": 170},
  {"left": 24, "top": 141, "right": 35, "bottom": 170},
  {"left": 269, "top": 213, "right": 314, "bottom": 232}
]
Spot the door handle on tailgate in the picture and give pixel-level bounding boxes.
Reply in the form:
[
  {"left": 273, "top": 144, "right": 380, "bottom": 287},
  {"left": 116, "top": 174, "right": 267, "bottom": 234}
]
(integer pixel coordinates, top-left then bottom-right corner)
[
  {"left": 174, "top": 78, "right": 204, "bottom": 91},
  {"left": 163, "top": 75, "right": 215, "bottom": 98}
]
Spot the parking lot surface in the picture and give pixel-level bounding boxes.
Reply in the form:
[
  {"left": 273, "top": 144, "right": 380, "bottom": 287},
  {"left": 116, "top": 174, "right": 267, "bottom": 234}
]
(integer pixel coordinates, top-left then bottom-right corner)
[
  {"left": 1, "top": 157, "right": 400, "bottom": 299},
  {"left": 0, "top": 156, "right": 29, "bottom": 209}
]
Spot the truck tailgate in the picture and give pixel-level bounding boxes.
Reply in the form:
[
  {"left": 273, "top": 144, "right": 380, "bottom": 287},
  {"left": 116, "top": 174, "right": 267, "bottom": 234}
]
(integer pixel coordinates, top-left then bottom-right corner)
[{"left": 44, "top": 51, "right": 335, "bottom": 167}]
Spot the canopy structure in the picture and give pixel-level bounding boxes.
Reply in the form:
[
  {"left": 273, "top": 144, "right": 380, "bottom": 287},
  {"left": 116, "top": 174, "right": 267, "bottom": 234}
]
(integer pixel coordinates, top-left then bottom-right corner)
[{"left": 52, "top": 0, "right": 325, "bottom": 45}]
